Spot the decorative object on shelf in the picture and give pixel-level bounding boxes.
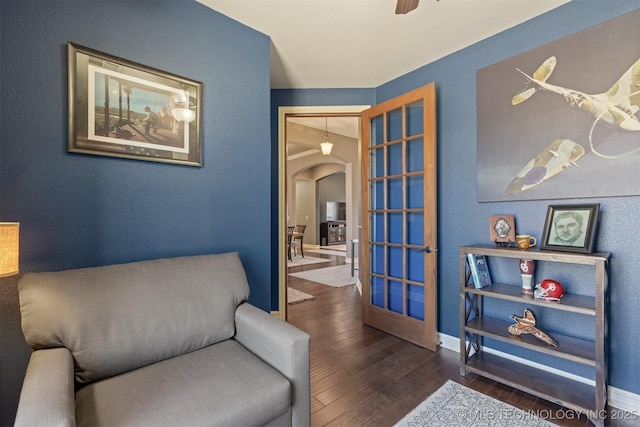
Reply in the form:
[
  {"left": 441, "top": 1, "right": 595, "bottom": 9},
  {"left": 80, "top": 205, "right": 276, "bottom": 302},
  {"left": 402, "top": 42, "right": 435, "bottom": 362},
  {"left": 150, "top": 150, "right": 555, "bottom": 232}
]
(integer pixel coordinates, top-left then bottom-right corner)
[
  {"left": 541, "top": 204, "right": 600, "bottom": 254},
  {"left": 467, "top": 253, "right": 492, "bottom": 289},
  {"left": 489, "top": 215, "right": 515, "bottom": 246},
  {"left": 0, "top": 222, "right": 20, "bottom": 277},
  {"left": 519, "top": 259, "right": 535, "bottom": 294},
  {"left": 508, "top": 308, "right": 557, "bottom": 348},
  {"left": 534, "top": 279, "right": 565, "bottom": 301},
  {"left": 68, "top": 42, "right": 203, "bottom": 167},
  {"left": 320, "top": 117, "right": 333, "bottom": 155},
  {"left": 516, "top": 234, "right": 537, "bottom": 250}
]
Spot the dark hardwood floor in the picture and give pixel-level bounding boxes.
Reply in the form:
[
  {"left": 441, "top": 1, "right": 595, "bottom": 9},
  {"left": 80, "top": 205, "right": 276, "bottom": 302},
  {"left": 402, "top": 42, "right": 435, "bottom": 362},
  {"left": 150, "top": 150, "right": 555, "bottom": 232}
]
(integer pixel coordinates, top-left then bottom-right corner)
[{"left": 286, "top": 252, "right": 637, "bottom": 427}]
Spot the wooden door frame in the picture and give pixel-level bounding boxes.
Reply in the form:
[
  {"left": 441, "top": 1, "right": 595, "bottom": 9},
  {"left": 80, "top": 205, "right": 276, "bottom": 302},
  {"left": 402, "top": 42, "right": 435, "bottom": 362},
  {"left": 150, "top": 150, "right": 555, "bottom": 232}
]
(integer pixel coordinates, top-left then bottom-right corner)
[{"left": 275, "top": 105, "right": 369, "bottom": 320}]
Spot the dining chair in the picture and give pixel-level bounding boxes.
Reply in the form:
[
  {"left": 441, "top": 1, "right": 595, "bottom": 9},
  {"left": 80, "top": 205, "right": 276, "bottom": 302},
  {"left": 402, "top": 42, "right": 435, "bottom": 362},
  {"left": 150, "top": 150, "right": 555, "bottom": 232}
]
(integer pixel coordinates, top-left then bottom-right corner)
[
  {"left": 287, "top": 226, "right": 295, "bottom": 261},
  {"left": 293, "top": 225, "right": 306, "bottom": 258}
]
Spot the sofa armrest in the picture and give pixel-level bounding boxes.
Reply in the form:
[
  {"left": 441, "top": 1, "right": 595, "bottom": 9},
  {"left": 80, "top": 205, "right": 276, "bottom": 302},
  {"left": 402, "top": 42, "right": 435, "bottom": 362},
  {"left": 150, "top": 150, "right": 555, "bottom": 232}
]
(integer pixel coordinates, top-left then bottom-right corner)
[
  {"left": 14, "top": 348, "right": 76, "bottom": 427},
  {"left": 235, "top": 303, "right": 310, "bottom": 427}
]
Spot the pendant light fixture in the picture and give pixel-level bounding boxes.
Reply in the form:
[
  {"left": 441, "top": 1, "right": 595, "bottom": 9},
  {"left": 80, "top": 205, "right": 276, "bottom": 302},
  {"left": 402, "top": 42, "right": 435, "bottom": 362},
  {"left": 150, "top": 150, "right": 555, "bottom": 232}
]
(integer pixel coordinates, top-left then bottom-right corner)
[{"left": 320, "top": 117, "right": 333, "bottom": 155}]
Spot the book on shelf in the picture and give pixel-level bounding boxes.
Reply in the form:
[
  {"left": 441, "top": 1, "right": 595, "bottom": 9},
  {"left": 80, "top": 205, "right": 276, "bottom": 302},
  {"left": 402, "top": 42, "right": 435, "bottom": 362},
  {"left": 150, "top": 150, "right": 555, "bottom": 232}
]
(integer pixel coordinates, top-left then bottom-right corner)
[{"left": 467, "top": 253, "right": 492, "bottom": 289}]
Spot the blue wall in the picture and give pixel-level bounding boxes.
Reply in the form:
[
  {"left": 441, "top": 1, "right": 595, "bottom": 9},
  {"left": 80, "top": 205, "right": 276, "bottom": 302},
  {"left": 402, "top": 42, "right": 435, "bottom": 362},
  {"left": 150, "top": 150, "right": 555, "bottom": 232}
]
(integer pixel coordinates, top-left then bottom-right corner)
[
  {"left": 1, "top": 0, "right": 639, "bottom": 424},
  {"left": 0, "top": 1, "right": 271, "bottom": 423},
  {"left": 1, "top": 0, "right": 272, "bottom": 284},
  {"left": 377, "top": 0, "right": 640, "bottom": 394},
  {"left": 375, "top": 0, "right": 640, "bottom": 396},
  {"left": 272, "top": 1, "right": 640, "bottom": 396}
]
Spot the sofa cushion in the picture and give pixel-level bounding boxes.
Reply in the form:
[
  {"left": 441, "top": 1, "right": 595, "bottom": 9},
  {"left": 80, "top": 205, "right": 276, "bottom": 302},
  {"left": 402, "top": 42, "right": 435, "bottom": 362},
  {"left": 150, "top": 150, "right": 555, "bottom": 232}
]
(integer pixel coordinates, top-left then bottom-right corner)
[
  {"left": 19, "top": 252, "right": 249, "bottom": 384},
  {"left": 75, "top": 340, "right": 291, "bottom": 427}
]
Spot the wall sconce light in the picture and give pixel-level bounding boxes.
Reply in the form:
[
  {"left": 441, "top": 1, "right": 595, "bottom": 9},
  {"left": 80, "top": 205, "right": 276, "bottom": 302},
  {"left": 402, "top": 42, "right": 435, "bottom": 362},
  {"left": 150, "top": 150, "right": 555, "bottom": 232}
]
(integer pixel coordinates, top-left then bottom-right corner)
[
  {"left": 171, "top": 91, "right": 196, "bottom": 123},
  {"left": 171, "top": 107, "right": 196, "bottom": 123},
  {"left": 0, "top": 222, "right": 20, "bottom": 278},
  {"left": 320, "top": 117, "right": 333, "bottom": 156}
]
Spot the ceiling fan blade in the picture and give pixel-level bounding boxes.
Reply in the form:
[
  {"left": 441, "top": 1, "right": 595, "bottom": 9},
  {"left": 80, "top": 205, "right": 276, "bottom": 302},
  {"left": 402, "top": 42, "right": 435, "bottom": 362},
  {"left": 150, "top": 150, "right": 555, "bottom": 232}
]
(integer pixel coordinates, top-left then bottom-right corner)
[{"left": 395, "top": 0, "right": 419, "bottom": 15}]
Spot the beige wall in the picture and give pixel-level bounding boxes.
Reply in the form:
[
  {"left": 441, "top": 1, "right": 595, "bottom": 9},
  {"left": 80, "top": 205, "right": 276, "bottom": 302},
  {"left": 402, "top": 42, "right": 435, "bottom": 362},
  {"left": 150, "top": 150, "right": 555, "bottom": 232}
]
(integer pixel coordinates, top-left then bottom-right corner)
[
  {"left": 286, "top": 121, "right": 360, "bottom": 255},
  {"left": 295, "top": 178, "right": 317, "bottom": 244}
]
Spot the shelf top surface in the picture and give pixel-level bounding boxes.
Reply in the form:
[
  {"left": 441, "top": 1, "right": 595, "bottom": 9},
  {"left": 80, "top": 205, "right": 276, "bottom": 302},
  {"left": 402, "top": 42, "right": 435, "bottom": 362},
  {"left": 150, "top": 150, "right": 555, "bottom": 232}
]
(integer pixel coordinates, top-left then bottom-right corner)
[
  {"left": 465, "top": 316, "right": 596, "bottom": 364},
  {"left": 465, "top": 352, "right": 599, "bottom": 412},
  {"left": 461, "top": 244, "right": 610, "bottom": 264},
  {"left": 464, "top": 283, "right": 596, "bottom": 314}
]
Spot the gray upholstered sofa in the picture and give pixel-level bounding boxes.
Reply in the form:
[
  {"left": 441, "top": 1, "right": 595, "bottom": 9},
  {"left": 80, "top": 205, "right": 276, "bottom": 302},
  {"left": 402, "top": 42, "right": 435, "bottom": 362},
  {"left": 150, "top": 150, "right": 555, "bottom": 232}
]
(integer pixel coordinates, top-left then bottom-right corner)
[{"left": 15, "top": 252, "right": 310, "bottom": 426}]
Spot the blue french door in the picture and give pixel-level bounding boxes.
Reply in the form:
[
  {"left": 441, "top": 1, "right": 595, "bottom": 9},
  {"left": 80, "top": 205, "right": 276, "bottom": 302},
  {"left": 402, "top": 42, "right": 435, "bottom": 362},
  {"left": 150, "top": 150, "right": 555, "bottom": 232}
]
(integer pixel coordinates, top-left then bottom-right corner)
[{"left": 360, "top": 83, "right": 437, "bottom": 350}]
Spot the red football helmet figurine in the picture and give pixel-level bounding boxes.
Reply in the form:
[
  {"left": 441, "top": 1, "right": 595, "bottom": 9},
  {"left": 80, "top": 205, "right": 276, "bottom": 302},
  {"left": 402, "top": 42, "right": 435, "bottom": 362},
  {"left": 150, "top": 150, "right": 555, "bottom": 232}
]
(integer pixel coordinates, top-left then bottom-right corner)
[{"left": 534, "top": 279, "right": 565, "bottom": 301}]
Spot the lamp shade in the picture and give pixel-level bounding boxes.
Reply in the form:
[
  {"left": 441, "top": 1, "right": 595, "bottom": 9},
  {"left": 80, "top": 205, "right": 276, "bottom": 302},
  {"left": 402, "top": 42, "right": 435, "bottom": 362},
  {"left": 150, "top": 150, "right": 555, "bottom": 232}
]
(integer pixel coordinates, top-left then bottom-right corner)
[
  {"left": 320, "top": 141, "right": 333, "bottom": 155},
  {"left": 0, "top": 222, "right": 19, "bottom": 278},
  {"left": 171, "top": 108, "right": 196, "bottom": 123}
]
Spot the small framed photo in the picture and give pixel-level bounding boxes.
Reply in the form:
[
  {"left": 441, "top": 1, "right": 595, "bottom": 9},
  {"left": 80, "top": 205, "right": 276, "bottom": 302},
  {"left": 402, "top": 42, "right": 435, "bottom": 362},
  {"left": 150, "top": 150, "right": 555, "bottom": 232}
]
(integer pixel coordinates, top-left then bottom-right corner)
[
  {"left": 541, "top": 204, "right": 600, "bottom": 253},
  {"left": 490, "top": 215, "right": 516, "bottom": 246},
  {"left": 68, "top": 42, "right": 202, "bottom": 167}
]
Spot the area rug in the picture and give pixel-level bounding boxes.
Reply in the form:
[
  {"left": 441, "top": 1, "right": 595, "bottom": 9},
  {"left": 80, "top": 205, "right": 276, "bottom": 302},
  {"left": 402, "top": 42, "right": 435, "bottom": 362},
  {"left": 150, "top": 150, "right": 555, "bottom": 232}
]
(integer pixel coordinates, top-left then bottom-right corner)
[
  {"left": 307, "top": 248, "right": 348, "bottom": 257},
  {"left": 288, "top": 264, "right": 356, "bottom": 287},
  {"left": 287, "top": 287, "right": 315, "bottom": 304},
  {"left": 287, "top": 255, "right": 331, "bottom": 267},
  {"left": 394, "top": 380, "right": 554, "bottom": 427}
]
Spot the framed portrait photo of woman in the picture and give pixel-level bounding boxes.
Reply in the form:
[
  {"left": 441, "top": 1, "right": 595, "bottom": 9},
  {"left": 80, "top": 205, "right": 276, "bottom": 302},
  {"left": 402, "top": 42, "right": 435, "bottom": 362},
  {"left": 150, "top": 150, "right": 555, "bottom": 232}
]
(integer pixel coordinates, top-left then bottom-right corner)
[{"left": 541, "top": 204, "right": 600, "bottom": 253}]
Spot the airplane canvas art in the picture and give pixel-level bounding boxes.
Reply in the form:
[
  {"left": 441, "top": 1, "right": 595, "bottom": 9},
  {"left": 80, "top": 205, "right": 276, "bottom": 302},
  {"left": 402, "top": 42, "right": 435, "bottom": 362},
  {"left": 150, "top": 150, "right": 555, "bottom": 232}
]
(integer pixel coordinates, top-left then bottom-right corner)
[{"left": 477, "top": 9, "right": 640, "bottom": 202}]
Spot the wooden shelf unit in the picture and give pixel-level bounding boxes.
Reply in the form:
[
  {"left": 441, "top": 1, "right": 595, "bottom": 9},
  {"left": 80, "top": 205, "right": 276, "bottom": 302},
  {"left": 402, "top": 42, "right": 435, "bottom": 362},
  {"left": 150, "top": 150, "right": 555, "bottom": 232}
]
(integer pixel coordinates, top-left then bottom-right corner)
[{"left": 459, "top": 245, "right": 609, "bottom": 426}]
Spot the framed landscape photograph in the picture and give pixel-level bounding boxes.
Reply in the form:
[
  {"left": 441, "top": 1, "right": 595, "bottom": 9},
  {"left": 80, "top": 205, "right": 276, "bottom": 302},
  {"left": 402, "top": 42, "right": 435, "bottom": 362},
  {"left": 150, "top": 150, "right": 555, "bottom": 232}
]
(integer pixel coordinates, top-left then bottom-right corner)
[
  {"left": 541, "top": 204, "right": 600, "bottom": 253},
  {"left": 68, "top": 42, "right": 202, "bottom": 167}
]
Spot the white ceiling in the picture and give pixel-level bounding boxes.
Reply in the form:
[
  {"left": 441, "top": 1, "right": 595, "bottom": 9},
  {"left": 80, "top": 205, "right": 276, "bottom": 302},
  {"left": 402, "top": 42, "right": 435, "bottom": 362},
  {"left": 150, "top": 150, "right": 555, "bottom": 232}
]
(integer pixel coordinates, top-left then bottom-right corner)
[{"left": 197, "top": 0, "right": 570, "bottom": 89}]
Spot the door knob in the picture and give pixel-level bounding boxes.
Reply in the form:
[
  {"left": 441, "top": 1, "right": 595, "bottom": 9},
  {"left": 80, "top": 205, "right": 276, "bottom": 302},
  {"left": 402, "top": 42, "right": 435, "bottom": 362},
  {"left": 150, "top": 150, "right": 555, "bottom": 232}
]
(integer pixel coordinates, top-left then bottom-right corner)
[{"left": 418, "top": 246, "right": 435, "bottom": 254}]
